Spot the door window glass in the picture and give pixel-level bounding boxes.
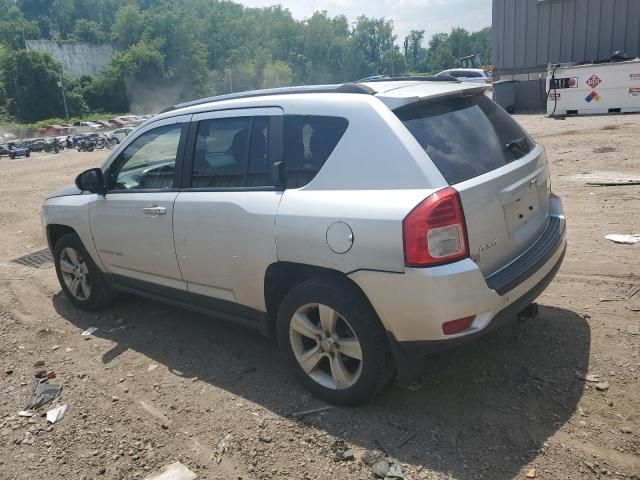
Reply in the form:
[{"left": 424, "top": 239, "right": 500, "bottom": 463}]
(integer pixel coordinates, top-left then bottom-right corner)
[
  {"left": 192, "top": 117, "right": 251, "bottom": 188},
  {"left": 247, "top": 117, "right": 272, "bottom": 187},
  {"left": 283, "top": 115, "right": 348, "bottom": 188},
  {"left": 109, "top": 124, "right": 182, "bottom": 191}
]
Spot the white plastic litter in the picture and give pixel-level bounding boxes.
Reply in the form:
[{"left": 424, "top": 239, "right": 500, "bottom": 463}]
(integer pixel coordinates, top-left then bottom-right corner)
[
  {"left": 81, "top": 327, "right": 98, "bottom": 336},
  {"left": 17, "top": 410, "right": 33, "bottom": 417},
  {"left": 143, "top": 462, "right": 197, "bottom": 480},
  {"left": 604, "top": 234, "right": 640, "bottom": 244},
  {"left": 46, "top": 404, "right": 68, "bottom": 424}
]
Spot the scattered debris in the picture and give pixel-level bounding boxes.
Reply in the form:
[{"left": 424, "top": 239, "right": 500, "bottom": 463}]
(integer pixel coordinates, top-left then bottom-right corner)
[
  {"left": 587, "top": 180, "right": 640, "bottom": 186},
  {"left": 371, "top": 458, "right": 404, "bottom": 479},
  {"left": 143, "top": 462, "right": 197, "bottom": 480},
  {"left": 147, "top": 363, "right": 159, "bottom": 372},
  {"left": 595, "top": 382, "right": 610, "bottom": 391},
  {"left": 576, "top": 371, "right": 600, "bottom": 382},
  {"left": 65, "top": 347, "right": 74, "bottom": 353},
  {"left": 525, "top": 468, "right": 537, "bottom": 478},
  {"left": 5, "top": 368, "right": 13, "bottom": 375},
  {"left": 214, "top": 434, "right": 231, "bottom": 464},
  {"left": 604, "top": 234, "right": 640, "bottom": 244},
  {"left": 26, "top": 372, "right": 61, "bottom": 410},
  {"left": 81, "top": 327, "right": 98, "bottom": 336},
  {"left": 627, "top": 325, "right": 640, "bottom": 335},
  {"left": 51, "top": 344, "right": 60, "bottom": 351},
  {"left": 290, "top": 405, "right": 333, "bottom": 418},
  {"left": 46, "top": 404, "right": 68, "bottom": 424},
  {"left": 33, "top": 360, "right": 45, "bottom": 368},
  {"left": 385, "top": 458, "right": 405, "bottom": 479},
  {"left": 335, "top": 448, "right": 355, "bottom": 462},
  {"left": 333, "top": 440, "right": 355, "bottom": 462},
  {"left": 372, "top": 460, "right": 390, "bottom": 478},
  {"left": 17, "top": 410, "right": 33, "bottom": 417}
]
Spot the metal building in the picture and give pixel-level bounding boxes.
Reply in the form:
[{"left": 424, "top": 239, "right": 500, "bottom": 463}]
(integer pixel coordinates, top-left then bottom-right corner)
[{"left": 492, "top": 0, "right": 640, "bottom": 110}]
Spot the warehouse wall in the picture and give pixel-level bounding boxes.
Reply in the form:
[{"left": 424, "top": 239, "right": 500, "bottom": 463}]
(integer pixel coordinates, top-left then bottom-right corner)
[{"left": 492, "top": 0, "right": 640, "bottom": 76}]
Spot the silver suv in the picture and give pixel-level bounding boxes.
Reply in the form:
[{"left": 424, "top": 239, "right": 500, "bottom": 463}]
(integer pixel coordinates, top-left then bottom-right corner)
[{"left": 42, "top": 79, "right": 566, "bottom": 405}]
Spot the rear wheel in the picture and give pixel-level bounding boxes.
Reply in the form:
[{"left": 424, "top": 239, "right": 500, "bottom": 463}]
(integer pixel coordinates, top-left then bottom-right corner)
[
  {"left": 277, "top": 277, "right": 391, "bottom": 405},
  {"left": 54, "top": 233, "right": 115, "bottom": 310}
]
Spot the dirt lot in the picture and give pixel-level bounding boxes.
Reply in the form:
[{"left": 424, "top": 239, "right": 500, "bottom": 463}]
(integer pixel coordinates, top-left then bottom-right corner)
[{"left": 0, "top": 114, "right": 639, "bottom": 480}]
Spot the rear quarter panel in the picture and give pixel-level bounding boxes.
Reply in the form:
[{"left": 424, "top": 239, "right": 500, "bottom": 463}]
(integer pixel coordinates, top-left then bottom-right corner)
[{"left": 276, "top": 189, "right": 433, "bottom": 273}]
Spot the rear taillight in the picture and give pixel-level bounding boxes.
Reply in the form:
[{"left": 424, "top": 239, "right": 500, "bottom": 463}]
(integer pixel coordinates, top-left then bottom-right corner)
[{"left": 403, "top": 187, "right": 469, "bottom": 267}]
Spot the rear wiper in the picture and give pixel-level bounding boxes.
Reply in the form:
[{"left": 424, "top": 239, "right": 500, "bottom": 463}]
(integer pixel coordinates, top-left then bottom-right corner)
[{"left": 505, "top": 137, "right": 530, "bottom": 156}]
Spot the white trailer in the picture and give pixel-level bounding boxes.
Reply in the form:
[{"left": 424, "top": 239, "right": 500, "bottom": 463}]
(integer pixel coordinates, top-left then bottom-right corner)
[{"left": 546, "top": 59, "right": 640, "bottom": 116}]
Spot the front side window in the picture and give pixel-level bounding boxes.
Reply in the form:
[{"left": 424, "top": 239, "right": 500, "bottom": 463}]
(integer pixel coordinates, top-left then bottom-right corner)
[
  {"left": 283, "top": 115, "right": 348, "bottom": 188},
  {"left": 108, "top": 124, "right": 182, "bottom": 191}
]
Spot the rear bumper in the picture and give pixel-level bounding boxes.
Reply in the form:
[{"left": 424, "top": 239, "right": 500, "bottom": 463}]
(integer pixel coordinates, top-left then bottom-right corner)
[
  {"left": 394, "top": 242, "right": 565, "bottom": 357},
  {"left": 349, "top": 199, "right": 566, "bottom": 375}
]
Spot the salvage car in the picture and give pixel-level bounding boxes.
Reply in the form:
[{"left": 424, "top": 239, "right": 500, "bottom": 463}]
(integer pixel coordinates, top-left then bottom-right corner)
[{"left": 42, "top": 78, "right": 566, "bottom": 404}]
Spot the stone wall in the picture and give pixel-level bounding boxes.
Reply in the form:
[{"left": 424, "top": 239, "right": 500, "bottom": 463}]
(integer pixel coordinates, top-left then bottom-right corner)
[{"left": 25, "top": 40, "right": 115, "bottom": 78}]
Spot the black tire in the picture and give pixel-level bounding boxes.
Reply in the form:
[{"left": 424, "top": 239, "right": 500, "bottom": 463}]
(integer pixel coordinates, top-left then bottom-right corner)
[
  {"left": 25, "top": 151, "right": 30, "bottom": 157},
  {"left": 277, "top": 276, "right": 392, "bottom": 405},
  {"left": 53, "top": 233, "right": 115, "bottom": 310}
]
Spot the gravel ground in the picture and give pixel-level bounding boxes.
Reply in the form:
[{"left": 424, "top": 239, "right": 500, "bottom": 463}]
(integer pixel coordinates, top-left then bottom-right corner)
[{"left": 0, "top": 113, "right": 639, "bottom": 480}]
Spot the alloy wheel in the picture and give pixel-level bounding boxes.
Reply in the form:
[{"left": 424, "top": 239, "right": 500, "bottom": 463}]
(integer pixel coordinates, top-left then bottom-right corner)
[
  {"left": 59, "top": 247, "right": 92, "bottom": 301},
  {"left": 289, "top": 303, "right": 363, "bottom": 390}
]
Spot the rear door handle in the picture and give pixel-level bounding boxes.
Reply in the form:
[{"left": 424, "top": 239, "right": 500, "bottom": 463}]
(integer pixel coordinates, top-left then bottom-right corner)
[{"left": 142, "top": 205, "right": 167, "bottom": 216}]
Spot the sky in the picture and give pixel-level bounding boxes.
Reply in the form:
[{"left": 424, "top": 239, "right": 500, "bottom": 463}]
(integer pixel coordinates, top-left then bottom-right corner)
[{"left": 237, "top": 0, "right": 492, "bottom": 43}]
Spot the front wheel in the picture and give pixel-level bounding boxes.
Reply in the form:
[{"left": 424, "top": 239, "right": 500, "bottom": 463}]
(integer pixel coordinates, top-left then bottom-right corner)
[
  {"left": 53, "top": 233, "right": 115, "bottom": 310},
  {"left": 277, "top": 277, "right": 392, "bottom": 405}
]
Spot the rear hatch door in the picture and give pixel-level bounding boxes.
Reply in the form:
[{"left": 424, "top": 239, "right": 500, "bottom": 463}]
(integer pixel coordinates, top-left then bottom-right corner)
[{"left": 394, "top": 93, "right": 550, "bottom": 276}]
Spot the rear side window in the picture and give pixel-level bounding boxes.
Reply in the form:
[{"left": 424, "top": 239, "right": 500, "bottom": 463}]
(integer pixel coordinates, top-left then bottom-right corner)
[
  {"left": 283, "top": 115, "right": 348, "bottom": 188},
  {"left": 192, "top": 117, "right": 251, "bottom": 188},
  {"left": 396, "top": 95, "right": 534, "bottom": 185}
]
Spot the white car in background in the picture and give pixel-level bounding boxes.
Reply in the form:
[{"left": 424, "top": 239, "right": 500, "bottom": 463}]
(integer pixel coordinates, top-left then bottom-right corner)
[
  {"left": 107, "top": 127, "right": 135, "bottom": 144},
  {"left": 73, "top": 121, "right": 104, "bottom": 130},
  {"left": 436, "top": 68, "right": 492, "bottom": 85}
]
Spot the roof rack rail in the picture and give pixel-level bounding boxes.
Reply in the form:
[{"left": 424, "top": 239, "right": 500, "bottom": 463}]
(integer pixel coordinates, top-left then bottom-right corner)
[
  {"left": 161, "top": 82, "right": 375, "bottom": 113},
  {"left": 357, "top": 75, "right": 460, "bottom": 83}
]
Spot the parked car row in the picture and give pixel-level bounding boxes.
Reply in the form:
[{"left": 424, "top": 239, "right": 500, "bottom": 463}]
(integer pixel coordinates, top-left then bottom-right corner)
[
  {"left": 0, "top": 142, "right": 30, "bottom": 158},
  {"left": 39, "top": 114, "right": 155, "bottom": 136}
]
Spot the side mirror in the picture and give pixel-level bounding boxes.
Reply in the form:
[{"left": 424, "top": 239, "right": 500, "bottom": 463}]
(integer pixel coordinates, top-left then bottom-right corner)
[{"left": 75, "top": 168, "right": 106, "bottom": 194}]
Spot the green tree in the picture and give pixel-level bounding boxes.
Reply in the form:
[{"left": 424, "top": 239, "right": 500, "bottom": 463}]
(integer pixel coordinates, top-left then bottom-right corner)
[
  {"left": 111, "top": 4, "right": 144, "bottom": 47},
  {"left": 381, "top": 47, "right": 406, "bottom": 76},
  {"left": 403, "top": 30, "right": 425, "bottom": 71},
  {"left": 262, "top": 60, "right": 293, "bottom": 88},
  {"left": 0, "top": 49, "right": 67, "bottom": 121},
  {"left": 71, "top": 19, "right": 106, "bottom": 42}
]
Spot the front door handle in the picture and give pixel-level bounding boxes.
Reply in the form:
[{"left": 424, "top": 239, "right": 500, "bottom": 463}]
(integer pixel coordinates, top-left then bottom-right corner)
[{"left": 142, "top": 205, "right": 167, "bottom": 216}]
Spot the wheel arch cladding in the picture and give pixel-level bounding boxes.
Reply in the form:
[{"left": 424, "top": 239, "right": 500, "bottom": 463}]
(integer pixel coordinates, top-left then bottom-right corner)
[
  {"left": 47, "top": 224, "right": 77, "bottom": 251},
  {"left": 263, "top": 262, "right": 384, "bottom": 338}
]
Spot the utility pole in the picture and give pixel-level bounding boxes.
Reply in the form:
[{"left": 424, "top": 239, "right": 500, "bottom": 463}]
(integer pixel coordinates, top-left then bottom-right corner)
[
  {"left": 57, "top": 72, "right": 69, "bottom": 122},
  {"left": 226, "top": 68, "right": 233, "bottom": 93}
]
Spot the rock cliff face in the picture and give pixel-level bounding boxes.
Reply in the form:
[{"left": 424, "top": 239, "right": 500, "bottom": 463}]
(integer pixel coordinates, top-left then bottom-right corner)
[{"left": 25, "top": 40, "right": 115, "bottom": 78}]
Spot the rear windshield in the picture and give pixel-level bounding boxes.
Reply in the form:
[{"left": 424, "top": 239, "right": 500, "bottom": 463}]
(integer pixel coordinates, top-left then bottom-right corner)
[{"left": 396, "top": 94, "right": 534, "bottom": 184}]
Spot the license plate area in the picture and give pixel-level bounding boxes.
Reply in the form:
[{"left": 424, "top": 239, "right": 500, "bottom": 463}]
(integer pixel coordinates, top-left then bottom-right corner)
[{"left": 504, "top": 188, "right": 541, "bottom": 233}]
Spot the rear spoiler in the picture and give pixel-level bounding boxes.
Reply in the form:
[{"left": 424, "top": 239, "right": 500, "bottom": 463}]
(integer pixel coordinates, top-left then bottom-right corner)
[{"left": 377, "top": 84, "right": 491, "bottom": 110}]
